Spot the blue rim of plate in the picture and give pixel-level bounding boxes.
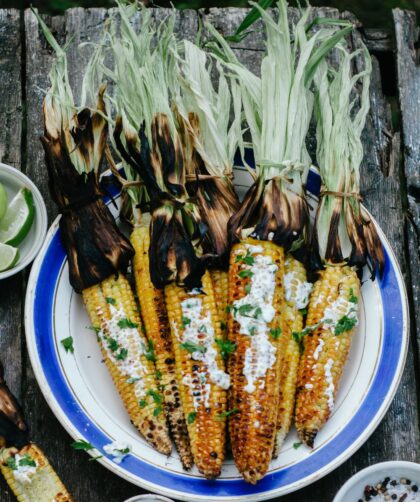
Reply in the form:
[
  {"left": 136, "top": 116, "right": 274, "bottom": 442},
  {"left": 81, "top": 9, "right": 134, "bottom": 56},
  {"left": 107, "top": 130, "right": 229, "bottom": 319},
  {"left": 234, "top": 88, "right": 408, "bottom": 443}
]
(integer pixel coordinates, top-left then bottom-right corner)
[{"left": 25, "top": 166, "right": 409, "bottom": 501}]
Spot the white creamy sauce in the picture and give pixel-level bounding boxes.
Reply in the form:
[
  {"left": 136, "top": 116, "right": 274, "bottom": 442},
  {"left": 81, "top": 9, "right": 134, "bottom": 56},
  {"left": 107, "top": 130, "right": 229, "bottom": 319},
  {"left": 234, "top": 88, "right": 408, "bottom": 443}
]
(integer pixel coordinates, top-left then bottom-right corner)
[
  {"left": 268, "top": 232, "right": 274, "bottom": 241},
  {"left": 176, "top": 295, "right": 230, "bottom": 410},
  {"left": 12, "top": 454, "right": 38, "bottom": 484},
  {"left": 98, "top": 304, "right": 147, "bottom": 399},
  {"left": 313, "top": 338, "right": 325, "bottom": 361},
  {"left": 305, "top": 383, "right": 313, "bottom": 390},
  {"left": 284, "top": 271, "right": 313, "bottom": 310},
  {"left": 232, "top": 247, "right": 278, "bottom": 394},
  {"left": 324, "top": 358, "right": 335, "bottom": 411},
  {"left": 104, "top": 441, "right": 131, "bottom": 464}
]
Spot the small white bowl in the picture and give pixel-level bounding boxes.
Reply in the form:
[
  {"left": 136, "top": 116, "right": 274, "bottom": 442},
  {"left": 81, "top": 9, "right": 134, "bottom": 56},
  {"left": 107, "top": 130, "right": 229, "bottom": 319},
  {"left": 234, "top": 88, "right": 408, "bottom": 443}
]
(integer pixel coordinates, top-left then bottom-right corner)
[
  {"left": 124, "top": 496, "right": 175, "bottom": 502},
  {"left": 0, "top": 162, "right": 48, "bottom": 280},
  {"left": 334, "top": 461, "right": 420, "bottom": 502}
]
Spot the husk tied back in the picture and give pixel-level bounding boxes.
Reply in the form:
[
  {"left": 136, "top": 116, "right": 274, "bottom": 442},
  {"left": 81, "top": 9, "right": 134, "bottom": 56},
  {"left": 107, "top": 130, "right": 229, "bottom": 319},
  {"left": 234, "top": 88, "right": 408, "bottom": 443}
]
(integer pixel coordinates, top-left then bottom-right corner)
[
  {"left": 104, "top": 6, "right": 206, "bottom": 289},
  {"left": 36, "top": 11, "right": 133, "bottom": 293},
  {"left": 209, "top": 1, "right": 351, "bottom": 252},
  {"left": 312, "top": 43, "right": 385, "bottom": 277}
]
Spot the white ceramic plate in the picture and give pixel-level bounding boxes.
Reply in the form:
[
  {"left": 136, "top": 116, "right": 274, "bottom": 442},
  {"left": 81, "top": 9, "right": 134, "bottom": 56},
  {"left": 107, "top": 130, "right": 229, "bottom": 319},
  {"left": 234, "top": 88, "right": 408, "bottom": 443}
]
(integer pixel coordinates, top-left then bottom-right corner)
[
  {"left": 25, "top": 167, "right": 409, "bottom": 501},
  {"left": 0, "top": 162, "right": 48, "bottom": 280}
]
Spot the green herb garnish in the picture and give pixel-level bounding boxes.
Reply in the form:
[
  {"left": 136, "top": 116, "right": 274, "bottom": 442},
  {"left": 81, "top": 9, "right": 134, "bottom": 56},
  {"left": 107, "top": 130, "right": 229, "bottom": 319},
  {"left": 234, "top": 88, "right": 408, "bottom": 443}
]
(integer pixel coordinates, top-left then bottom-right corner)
[
  {"left": 144, "top": 340, "right": 156, "bottom": 362},
  {"left": 293, "top": 442, "right": 302, "bottom": 450},
  {"left": 269, "top": 327, "right": 282, "bottom": 339},
  {"left": 71, "top": 440, "right": 94, "bottom": 451},
  {"left": 116, "top": 348, "right": 128, "bottom": 360},
  {"left": 215, "top": 338, "right": 236, "bottom": 359},
  {"left": 146, "top": 389, "right": 163, "bottom": 404},
  {"left": 349, "top": 288, "right": 358, "bottom": 304},
  {"left": 188, "top": 412, "right": 197, "bottom": 424},
  {"left": 139, "top": 399, "right": 147, "bottom": 408},
  {"left": 18, "top": 454, "right": 36, "bottom": 468},
  {"left": 334, "top": 315, "right": 357, "bottom": 335},
  {"left": 180, "top": 341, "right": 207, "bottom": 354},
  {"left": 181, "top": 316, "right": 191, "bottom": 328},
  {"left": 216, "top": 408, "right": 239, "bottom": 420},
  {"left": 61, "top": 336, "right": 74, "bottom": 354},
  {"left": 153, "top": 405, "right": 163, "bottom": 417},
  {"left": 126, "top": 377, "right": 139, "bottom": 384},
  {"left": 238, "top": 269, "right": 253, "bottom": 279},
  {"left": 6, "top": 457, "right": 17, "bottom": 470},
  {"left": 117, "top": 318, "right": 138, "bottom": 329},
  {"left": 105, "top": 297, "right": 116, "bottom": 305},
  {"left": 107, "top": 337, "right": 119, "bottom": 352}
]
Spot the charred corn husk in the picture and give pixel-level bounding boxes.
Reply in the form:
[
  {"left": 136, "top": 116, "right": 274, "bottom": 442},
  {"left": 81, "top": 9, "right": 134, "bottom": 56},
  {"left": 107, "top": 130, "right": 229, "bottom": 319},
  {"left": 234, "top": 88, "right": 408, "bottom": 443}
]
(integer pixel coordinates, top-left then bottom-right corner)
[
  {"left": 227, "top": 238, "right": 285, "bottom": 484},
  {"left": 295, "top": 265, "right": 360, "bottom": 447},
  {"left": 165, "top": 271, "right": 229, "bottom": 479},
  {"left": 211, "top": 269, "right": 229, "bottom": 333},
  {"left": 82, "top": 274, "right": 172, "bottom": 455},
  {"left": 273, "top": 255, "right": 312, "bottom": 457},
  {"left": 0, "top": 444, "right": 72, "bottom": 502},
  {"left": 131, "top": 225, "right": 193, "bottom": 469}
]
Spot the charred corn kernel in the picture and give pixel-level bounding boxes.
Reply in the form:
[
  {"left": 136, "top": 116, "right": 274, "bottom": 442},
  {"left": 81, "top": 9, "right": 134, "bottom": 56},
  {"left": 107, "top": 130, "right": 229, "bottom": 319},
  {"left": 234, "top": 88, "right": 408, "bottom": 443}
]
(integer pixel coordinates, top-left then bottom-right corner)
[
  {"left": 165, "top": 271, "right": 228, "bottom": 479},
  {"left": 131, "top": 225, "right": 193, "bottom": 469},
  {"left": 273, "top": 256, "right": 310, "bottom": 457},
  {"left": 0, "top": 444, "right": 72, "bottom": 501},
  {"left": 227, "top": 238, "right": 284, "bottom": 484},
  {"left": 83, "top": 274, "right": 171, "bottom": 455},
  {"left": 295, "top": 264, "right": 360, "bottom": 447},
  {"left": 211, "top": 269, "right": 229, "bottom": 334}
]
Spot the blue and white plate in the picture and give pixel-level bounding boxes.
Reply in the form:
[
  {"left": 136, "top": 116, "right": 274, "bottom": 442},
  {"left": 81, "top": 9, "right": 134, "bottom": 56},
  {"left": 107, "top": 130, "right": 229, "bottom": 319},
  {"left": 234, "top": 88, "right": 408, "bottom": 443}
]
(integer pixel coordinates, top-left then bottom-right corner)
[{"left": 25, "top": 167, "right": 409, "bottom": 501}]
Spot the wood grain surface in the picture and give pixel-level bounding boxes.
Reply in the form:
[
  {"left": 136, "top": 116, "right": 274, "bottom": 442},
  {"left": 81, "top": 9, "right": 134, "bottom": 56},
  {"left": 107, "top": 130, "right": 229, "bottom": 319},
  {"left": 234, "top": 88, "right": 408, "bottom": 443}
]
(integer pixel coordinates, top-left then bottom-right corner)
[{"left": 0, "top": 6, "right": 418, "bottom": 502}]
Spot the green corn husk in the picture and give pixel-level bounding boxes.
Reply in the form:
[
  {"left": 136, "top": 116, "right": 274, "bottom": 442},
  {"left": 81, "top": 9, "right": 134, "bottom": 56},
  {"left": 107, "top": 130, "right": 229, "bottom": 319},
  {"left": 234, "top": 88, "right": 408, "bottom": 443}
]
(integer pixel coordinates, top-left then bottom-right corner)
[
  {"left": 172, "top": 40, "right": 241, "bottom": 267},
  {"left": 34, "top": 9, "right": 134, "bottom": 292},
  {"left": 312, "top": 43, "right": 385, "bottom": 276},
  {"left": 94, "top": 4, "right": 207, "bottom": 289},
  {"left": 208, "top": 0, "right": 352, "bottom": 253}
]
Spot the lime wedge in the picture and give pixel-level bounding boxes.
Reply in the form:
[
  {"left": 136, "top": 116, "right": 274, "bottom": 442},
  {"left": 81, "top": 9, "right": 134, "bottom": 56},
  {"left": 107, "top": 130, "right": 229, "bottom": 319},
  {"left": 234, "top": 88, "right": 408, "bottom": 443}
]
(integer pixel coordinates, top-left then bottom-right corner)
[
  {"left": 0, "top": 182, "right": 7, "bottom": 221},
  {"left": 0, "top": 187, "right": 35, "bottom": 246},
  {"left": 0, "top": 242, "right": 19, "bottom": 271}
]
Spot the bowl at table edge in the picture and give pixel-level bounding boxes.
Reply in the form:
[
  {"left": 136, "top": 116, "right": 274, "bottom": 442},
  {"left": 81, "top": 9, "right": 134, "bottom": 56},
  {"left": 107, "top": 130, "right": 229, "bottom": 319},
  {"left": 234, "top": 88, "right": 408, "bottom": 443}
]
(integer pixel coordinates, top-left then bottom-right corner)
[
  {"left": 124, "top": 496, "right": 175, "bottom": 502},
  {"left": 333, "top": 461, "right": 420, "bottom": 502},
  {"left": 0, "top": 163, "right": 48, "bottom": 280}
]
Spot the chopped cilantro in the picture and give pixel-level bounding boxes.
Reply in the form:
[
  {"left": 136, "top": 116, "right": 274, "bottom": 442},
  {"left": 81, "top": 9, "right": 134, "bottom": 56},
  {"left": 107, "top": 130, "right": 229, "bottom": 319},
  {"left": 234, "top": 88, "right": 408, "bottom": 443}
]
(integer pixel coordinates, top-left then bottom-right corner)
[
  {"left": 71, "top": 439, "right": 94, "bottom": 451},
  {"left": 107, "top": 337, "right": 119, "bottom": 352},
  {"left": 180, "top": 341, "right": 206, "bottom": 354},
  {"left": 245, "top": 283, "right": 251, "bottom": 294},
  {"left": 292, "top": 331, "right": 305, "bottom": 354},
  {"left": 155, "top": 370, "right": 162, "bottom": 380},
  {"left": 153, "top": 405, "right": 163, "bottom": 417},
  {"left": 139, "top": 399, "right": 147, "bottom": 408},
  {"left": 187, "top": 412, "right": 197, "bottom": 424},
  {"left": 269, "top": 327, "right": 282, "bottom": 339},
  {"left": 299, "top": 308, "right": 307, "bottom": 315},
  {"left": 236, "top": 304, "right": 253, "bottom": 316},
  {"left": 235, "top": 249, "right": 255, "bottom": 265},
  {"left": 116, "top": 348, "right": 128, "bottom": 361},
  {"left": 225, "top": 305, "right": 231, "bottom": 314},
  {"left": 117, "top": 447, "right": 130, "bottom": 454},
  {"left": 334, "top": 315, "right": 357, "bottom": 335},
  {"left": 216, "top": 408, "right": 239, "bottom": 420},
  {"left": 253, "top": 307, "right": 262, "bottom": 319},
  {"left": 199, "top": 324, "right": 208, "bottom": 333},
  {"left": 220, "top": 321, "right": 227, "bottom": 331},
  {"left": 215, "top": 338, "right": 236, "bottom": 359},
  {"left": 293, "top": 442, "right": 302, "bottom": 450},
  {"left": 126, "top": 377, "right": 139, "bottom": 384},
  {"left": 249, "top": 326, "right": 257, "bottom": 336},
  {"left": 349, "top": 288, "right": 358, "bottom": 304},
  {"left": 88, "top": 455, "right": 103, "bottom": 462},
  {"left": 146, "top": 389, "right": 163, "bottom": 404},
  {"left": 144, "top": 340, "right": 156, "bottom": 362},
  {"left": 181, "top": 316, "right": 191, "bottom": 328},
  {"left": 117, "top": 318, "right": 138, "bottom": 329},
  {"left": 105, "top": 297, "right": 116, "bottom": 305},
  {"left": 61, "top": 336, "right": 74, "bottom": 354},
  {"left": 18, "top": 454, "right": 36, "bottom": 468},
  {"left": 238, "top": 269, "right": 253, "bottom": 279},
  {"left": 87, "top": 325, "right": 100, "bottom": 334},
  {"left": 6, "top": 457, "right": 17, "bottom": 470}
]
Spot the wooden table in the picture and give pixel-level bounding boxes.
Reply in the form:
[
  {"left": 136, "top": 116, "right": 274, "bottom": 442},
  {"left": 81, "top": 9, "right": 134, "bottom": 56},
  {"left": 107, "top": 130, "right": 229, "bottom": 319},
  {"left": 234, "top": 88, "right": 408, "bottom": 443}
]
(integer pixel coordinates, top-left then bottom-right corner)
[{"left": 0, "top": 6, "right": 419, "bottom": 502}]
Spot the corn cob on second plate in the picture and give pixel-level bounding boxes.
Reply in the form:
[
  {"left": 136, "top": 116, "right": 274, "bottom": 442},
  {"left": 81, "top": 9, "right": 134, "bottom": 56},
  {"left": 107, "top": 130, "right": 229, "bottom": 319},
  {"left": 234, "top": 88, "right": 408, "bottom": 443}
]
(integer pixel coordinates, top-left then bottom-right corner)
[
  {"left": 165, "top": 271, "right": 229, "bottom": 479},
  {"left": 131, "top": 225, "right": 193, "bottom": 469},
  {"left": 0, "top": 443, "right": 72, "bottom": 502},
  {"left": 83, "top": 274, "right": 172, "bottom": 455},
  {"left": 227, "top": 238, "right": 285, "bottom": 484},
  {"left": 295, "top": 264, "right": 360, "bottom": 447}
]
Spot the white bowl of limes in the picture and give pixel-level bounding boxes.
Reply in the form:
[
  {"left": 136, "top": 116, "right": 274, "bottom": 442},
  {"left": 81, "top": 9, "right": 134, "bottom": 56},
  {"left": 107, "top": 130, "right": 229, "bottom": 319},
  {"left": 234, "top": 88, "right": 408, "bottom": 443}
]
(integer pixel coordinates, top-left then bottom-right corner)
[{"left": 0, "top": 163, "right": 47, "bottom": 280}]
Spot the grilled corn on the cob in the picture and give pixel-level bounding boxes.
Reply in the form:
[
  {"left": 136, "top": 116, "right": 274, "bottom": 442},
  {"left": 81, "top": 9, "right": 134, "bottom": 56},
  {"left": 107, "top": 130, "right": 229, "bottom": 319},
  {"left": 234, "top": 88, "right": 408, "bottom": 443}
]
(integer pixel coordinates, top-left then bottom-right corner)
[
  {"left": 0, "top": 444, "right": 72, "bottom": 502},
  {"left": 227, "top": 238, "right": 285, "bottom": 484},
  {"left": 295, "top": 264, "right": 360, "bottom": 447},
  {"left": 211, "top": 269, "right": 229, "bottom": 333},
  {"left": 165, "top": 271, "right": 229, "bottom": 479},
  {"left": 131, "top": 225, "right": 193, "bottom": 469},
  {"left": 273, "top": 256, "right": 312, "bottom": 457},
  {"left": 82, "top": 274, "right": 172, "bottom": 454}
]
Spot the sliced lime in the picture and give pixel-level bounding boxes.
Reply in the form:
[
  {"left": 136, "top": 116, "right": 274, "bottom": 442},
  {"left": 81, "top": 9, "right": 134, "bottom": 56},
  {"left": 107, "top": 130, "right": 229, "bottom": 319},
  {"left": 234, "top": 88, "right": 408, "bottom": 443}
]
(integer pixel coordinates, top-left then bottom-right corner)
[
  {"left": 0, "top": 242, "right": 19, "bottom": 271},
  {"left": 0, "top": 187, "right": 35, "bottom": 247},
  {"left": 0, "top": 182, "right": 7, "bottom": 221}
]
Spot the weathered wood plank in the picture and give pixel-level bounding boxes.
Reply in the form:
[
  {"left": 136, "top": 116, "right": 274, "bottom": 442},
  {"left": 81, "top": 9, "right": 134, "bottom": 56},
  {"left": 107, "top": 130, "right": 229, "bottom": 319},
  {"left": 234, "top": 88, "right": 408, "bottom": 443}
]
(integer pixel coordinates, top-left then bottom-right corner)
[
  {"left": 0, "top": 9, "right": 23, "bottom": 502},
  {"left": 393, "top": 8, "right": 420, "bottom": 388}
]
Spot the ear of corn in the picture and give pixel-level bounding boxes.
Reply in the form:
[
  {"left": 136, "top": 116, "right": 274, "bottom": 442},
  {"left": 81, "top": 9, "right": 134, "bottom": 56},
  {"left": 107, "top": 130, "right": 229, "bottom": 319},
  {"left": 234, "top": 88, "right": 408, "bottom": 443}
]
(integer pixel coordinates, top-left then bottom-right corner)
[
  {"left": 227, "top": 238, "right": 285, "bottom": 484},
  {"left": 295, "top": 264, "right": 360, "bottom": 447},
  {"left": 165, "top": 271, "right": 228, "bottom": 479},
  {"left": 0, "top": 444, "right": 72, "bottom": 502},
  {"left": 130, "top": 225, "right": 193, "bottom": 469},
  {"left": 273, "top": 255, "right": 311, "bottom": 457},
  {"left": 82, "top": 274, "right": 172, "bottom": 455},
  {"left": 210, "top": 269, "right": 229, "bottom": 335}
]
